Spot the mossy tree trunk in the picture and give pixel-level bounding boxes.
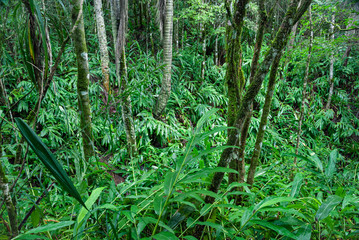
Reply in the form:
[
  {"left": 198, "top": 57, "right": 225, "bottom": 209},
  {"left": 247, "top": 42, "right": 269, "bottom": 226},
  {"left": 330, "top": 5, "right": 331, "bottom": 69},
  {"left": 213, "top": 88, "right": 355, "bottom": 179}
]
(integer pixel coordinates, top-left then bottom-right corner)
[
  {"left": 294, "top": 5, "right": 313, "bottom": 165},
  {"left": 225, "top": 0, "right": 250, "bottom": 186},
  {"left": 111, "top": 0, "right": 137, "bottom": 157},
  {"left": 206, "top": 0, "right": 312, "bottom": 204},
  {"left": 71, "top": 0, "right": 95, "bottom": 161},
  {"left": 153, "top": 0, "right": 173, "bottom": 119},
  {"left": 94, "top": 0, "right": 110, "bottom": 93},
  {"left": 0, "top": 149, "right": 18, "bottom": 238},
  {"left": 246, "top": 53, "right": 282, "bottom": 187},
  {"left": 229, "top": 0, "right": 267, "bottom": 188}
]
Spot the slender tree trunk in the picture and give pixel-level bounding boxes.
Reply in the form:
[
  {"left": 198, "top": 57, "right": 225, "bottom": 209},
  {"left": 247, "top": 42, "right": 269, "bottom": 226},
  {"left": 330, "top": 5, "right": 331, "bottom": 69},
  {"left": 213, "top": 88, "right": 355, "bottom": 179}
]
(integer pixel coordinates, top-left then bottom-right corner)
[
  {"left": 229, "top": 0, "right": 266, "bottom": 187},
  {"left": 206, "top": 0, "right": 312, "bottom": 204},
  {"left": 214, "top": 31, "right": 219, "bottom": 66},
  {"left": 71, "top": 0, "right": 95, "bottom": 161},
  {"left": 111, "top": 0, "right": 137, "bottom": 157},
  {"left": 94, "top": 0, "right": 110, "bottom": 93},
  {"left": 0, "top": 149, "right": 18, "bottom": 238},
  {"left": 200, "top": 22, "right": 206, "bottom": 81},
  {"left": 325, "top": 13, "right": 335, "bottom": 110},
  {"left": 153, "top": 0, "right": 173, "bottom": 119},
  {"left": 247, "top": 53, "right": 282, "bottom": 186},
  {"left": 294, "top": 5, "right": 312, "bottom": 165}
]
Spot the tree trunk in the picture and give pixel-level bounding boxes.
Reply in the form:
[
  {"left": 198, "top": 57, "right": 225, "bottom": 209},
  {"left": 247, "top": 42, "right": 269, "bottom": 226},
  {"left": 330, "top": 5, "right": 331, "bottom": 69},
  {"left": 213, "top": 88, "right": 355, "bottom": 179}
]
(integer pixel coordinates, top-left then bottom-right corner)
[
  {"left": 206, "top": 0, "right": 312, "bottom": 204},
  {"left": 71, "top": 0, "right": 95, "bottom": 161},
  {"left": 229, "top": 0, "right": 266, "bottom": 188},
  {"left": 0, "top": 153, "right": 18, "bottom": 238},
  {"left": 247, "top": 52, "right": 282, "bottom": 187},
  {"left": 111, "top": 0, "right": 137, "bottom": 157},
  {"left": 325, "top": 13, "right": 335, "bottom": 111},
  {"left": 153, "top": 0, "right": 173, "bottom": 119},
  {"left": 94, "top": 0, "right": 110, "bottom": 93},
  {"left": 294, "top": 5, "right": 312, "bottom": 165}
]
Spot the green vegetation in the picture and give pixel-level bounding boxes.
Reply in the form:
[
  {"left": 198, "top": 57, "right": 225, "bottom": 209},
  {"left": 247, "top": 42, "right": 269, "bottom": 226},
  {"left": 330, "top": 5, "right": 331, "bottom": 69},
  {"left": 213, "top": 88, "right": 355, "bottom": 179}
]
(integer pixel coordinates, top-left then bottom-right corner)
[{"left": 0, "top": 0, "right": 358, "bottom": 239}]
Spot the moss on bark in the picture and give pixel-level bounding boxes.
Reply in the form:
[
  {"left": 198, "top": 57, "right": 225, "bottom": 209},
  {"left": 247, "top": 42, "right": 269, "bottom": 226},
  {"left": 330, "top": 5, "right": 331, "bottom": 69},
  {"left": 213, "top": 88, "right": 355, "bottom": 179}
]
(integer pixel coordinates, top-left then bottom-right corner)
[{"left": 71, "top": 0, "right": 95, "bottom": 161}]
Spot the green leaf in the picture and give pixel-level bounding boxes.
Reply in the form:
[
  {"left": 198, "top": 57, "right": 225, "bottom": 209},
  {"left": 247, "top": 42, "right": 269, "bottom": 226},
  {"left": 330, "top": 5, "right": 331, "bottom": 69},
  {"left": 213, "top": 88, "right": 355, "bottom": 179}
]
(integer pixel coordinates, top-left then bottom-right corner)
[
  {"left": 13, "top": 235, "right": 49, "bottom": 240},
  {"left": 256, "top": 197, "right": 296, "bottom": 211},
  {"left": 154, "top": 196, "right": 166, "bottom": 216},
  {"left": 315, "top": 195, "right": 342, "bottom": 221},
  {"left": 251, "top": 220, "right": 297, "bottom": 239},
  {"left": 290, "top": 173, "right": 303, "bottom": 197},
  {"left": 15, "top": 221, "right": 74, "bottom": 236},
  {"left": 164, "top": 171, "right": 177, "bottom": 195},
  {"left": 296, "top": 224, "right": 312, "bottom": 240},
  {"left": 15, "top": 118, "right": 87, "bottom": 209},
  {"left": 77, "top": 187, "right": 105, "bottom": 224},
  {"left": 326, "top": 149, "right": 338, "bottom": 179},
  {"left": 152, "top": 232, "right": 179, "bottom": 240}
]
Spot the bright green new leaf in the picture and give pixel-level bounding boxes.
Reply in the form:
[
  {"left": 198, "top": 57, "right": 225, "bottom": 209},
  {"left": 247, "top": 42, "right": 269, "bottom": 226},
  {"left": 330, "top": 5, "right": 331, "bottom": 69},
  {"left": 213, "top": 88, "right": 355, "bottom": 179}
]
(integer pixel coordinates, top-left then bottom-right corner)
[
  {"left": 15, "top": 118, "right": 87, "bottom": 209},
  {"left": 77, "top": 187, "right": 105, "bottom": 224}
]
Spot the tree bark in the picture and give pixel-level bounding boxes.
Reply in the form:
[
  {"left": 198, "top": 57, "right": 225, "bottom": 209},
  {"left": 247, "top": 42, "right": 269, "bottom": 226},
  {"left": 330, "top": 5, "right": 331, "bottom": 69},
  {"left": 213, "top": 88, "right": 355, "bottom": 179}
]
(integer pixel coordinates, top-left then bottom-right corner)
[
  {"left": 153, "top": 0, "right": 173, "bottom": 119},
  {"left": 111, "top": 0, "right": 137, "bottom": 157},
  {"left": 294, "top": 5, "right": 312, "bottom": 165},
  {"left": 0, "top": 149, "right": 18, "bottom": 238},
  {"left": 325, "top": 13, "right": 335, "bottom": 111},
  {"left": 94, "top": 0, "right": 110, "bottom": 93},
  {"left": 71, "top": 0, "right": 95, "bottom": 161},
  {"left": 247, "top": 52, "right": 282, "bottom": 186},
  {"left": 229, "top": 0, "right": 266, "bottom": 187},
  {"left": 206, "top": 0, "right": 312, "bottom": 204}
]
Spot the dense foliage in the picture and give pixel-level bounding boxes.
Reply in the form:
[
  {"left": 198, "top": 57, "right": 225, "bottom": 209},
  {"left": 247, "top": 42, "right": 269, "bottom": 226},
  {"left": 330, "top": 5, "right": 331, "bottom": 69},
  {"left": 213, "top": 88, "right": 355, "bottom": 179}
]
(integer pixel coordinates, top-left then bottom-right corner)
[{"left": 0, "top": 0, "right": 358, "bottom": 239}]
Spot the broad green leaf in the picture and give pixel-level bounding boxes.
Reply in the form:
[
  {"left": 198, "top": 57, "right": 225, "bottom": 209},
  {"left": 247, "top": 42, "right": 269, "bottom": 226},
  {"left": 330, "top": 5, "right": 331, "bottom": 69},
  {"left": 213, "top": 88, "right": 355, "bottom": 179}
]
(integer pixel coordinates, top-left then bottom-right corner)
[
  {"left": 251, "top": 220, "right": 297, "bottom": 239},
  {"left": 296, "top": 224, "right": 312, "bottom": 240},
  {"left": 18, "top": 221, "right": 74, "bottom": 235},
  {"left": 152, "top": 232, "right": 179, "bottom": 240},
  {"left": 184, "top": 236, "right": 198, "bottom": 240},
  {"left": 195, "top": 108, "right": 218, "bottom": 134},
  {"left": 256, "top": 197, "right": 296, "bottom": 211},
  {"left": 326, "top": 149, "right": 338, "bottom": 179},
  {"left": 290, "top": 173, "right": 303, "bottom": 197},
  {"left": 154, "top": 196, "right": 166, "bottom": 215},
  {"left": 14, "top": 235, "right": 49, "bottom": 240},
  {"left": 315, "top": 195, "right": 342, "bottom": 221},
  {"left": 77, "top": 187, "right": 105, "bottom": 224},
  {"left": 15, "top": 118, "right": 87, "bottom": 209},
  {"left": 310, "top": 153, "right": 323, "bottom": 172},
  {"left": 241, "top": 205, "right": 254, "bottom": 229},
  {"left": 168, "top": 204, "right": 196, "bottom": 229},
  {"left": 164, "top": 171, "right": 177, "bottom": 195}
]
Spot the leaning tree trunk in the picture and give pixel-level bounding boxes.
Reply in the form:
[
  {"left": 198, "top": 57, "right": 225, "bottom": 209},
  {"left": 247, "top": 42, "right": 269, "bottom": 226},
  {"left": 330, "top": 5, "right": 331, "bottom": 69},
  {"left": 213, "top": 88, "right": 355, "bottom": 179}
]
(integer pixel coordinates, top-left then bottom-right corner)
[
  {"left": 294, "top": 5, "right": 313, "bottom": 165},
  {"left": 111, "top": 0, "right": 137, "bottom": 157},
  {"left": 94, "top": 0, "right": 110, "bottom": 93},
  {"left": 246, "top": 53, "right": 282, "bottom": 187},
  {"left": 325, "top": 13, "right": 335, "bottom": 111},
  {"left": 153, "top": 0, "right": 173, "bottom": 119},
  {"left": 206, "top": 0, "right": 312, "bottom": 204},
  {"left": 71, "top": 0, "right": 95, "bottom": 161}
]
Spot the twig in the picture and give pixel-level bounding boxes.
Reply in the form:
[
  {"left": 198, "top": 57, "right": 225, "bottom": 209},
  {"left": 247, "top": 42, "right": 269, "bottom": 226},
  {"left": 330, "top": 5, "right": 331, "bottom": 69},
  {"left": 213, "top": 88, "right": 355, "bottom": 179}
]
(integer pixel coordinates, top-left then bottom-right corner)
[{"left": 18, "top": 182, "right": 55, "bottom": 231}]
